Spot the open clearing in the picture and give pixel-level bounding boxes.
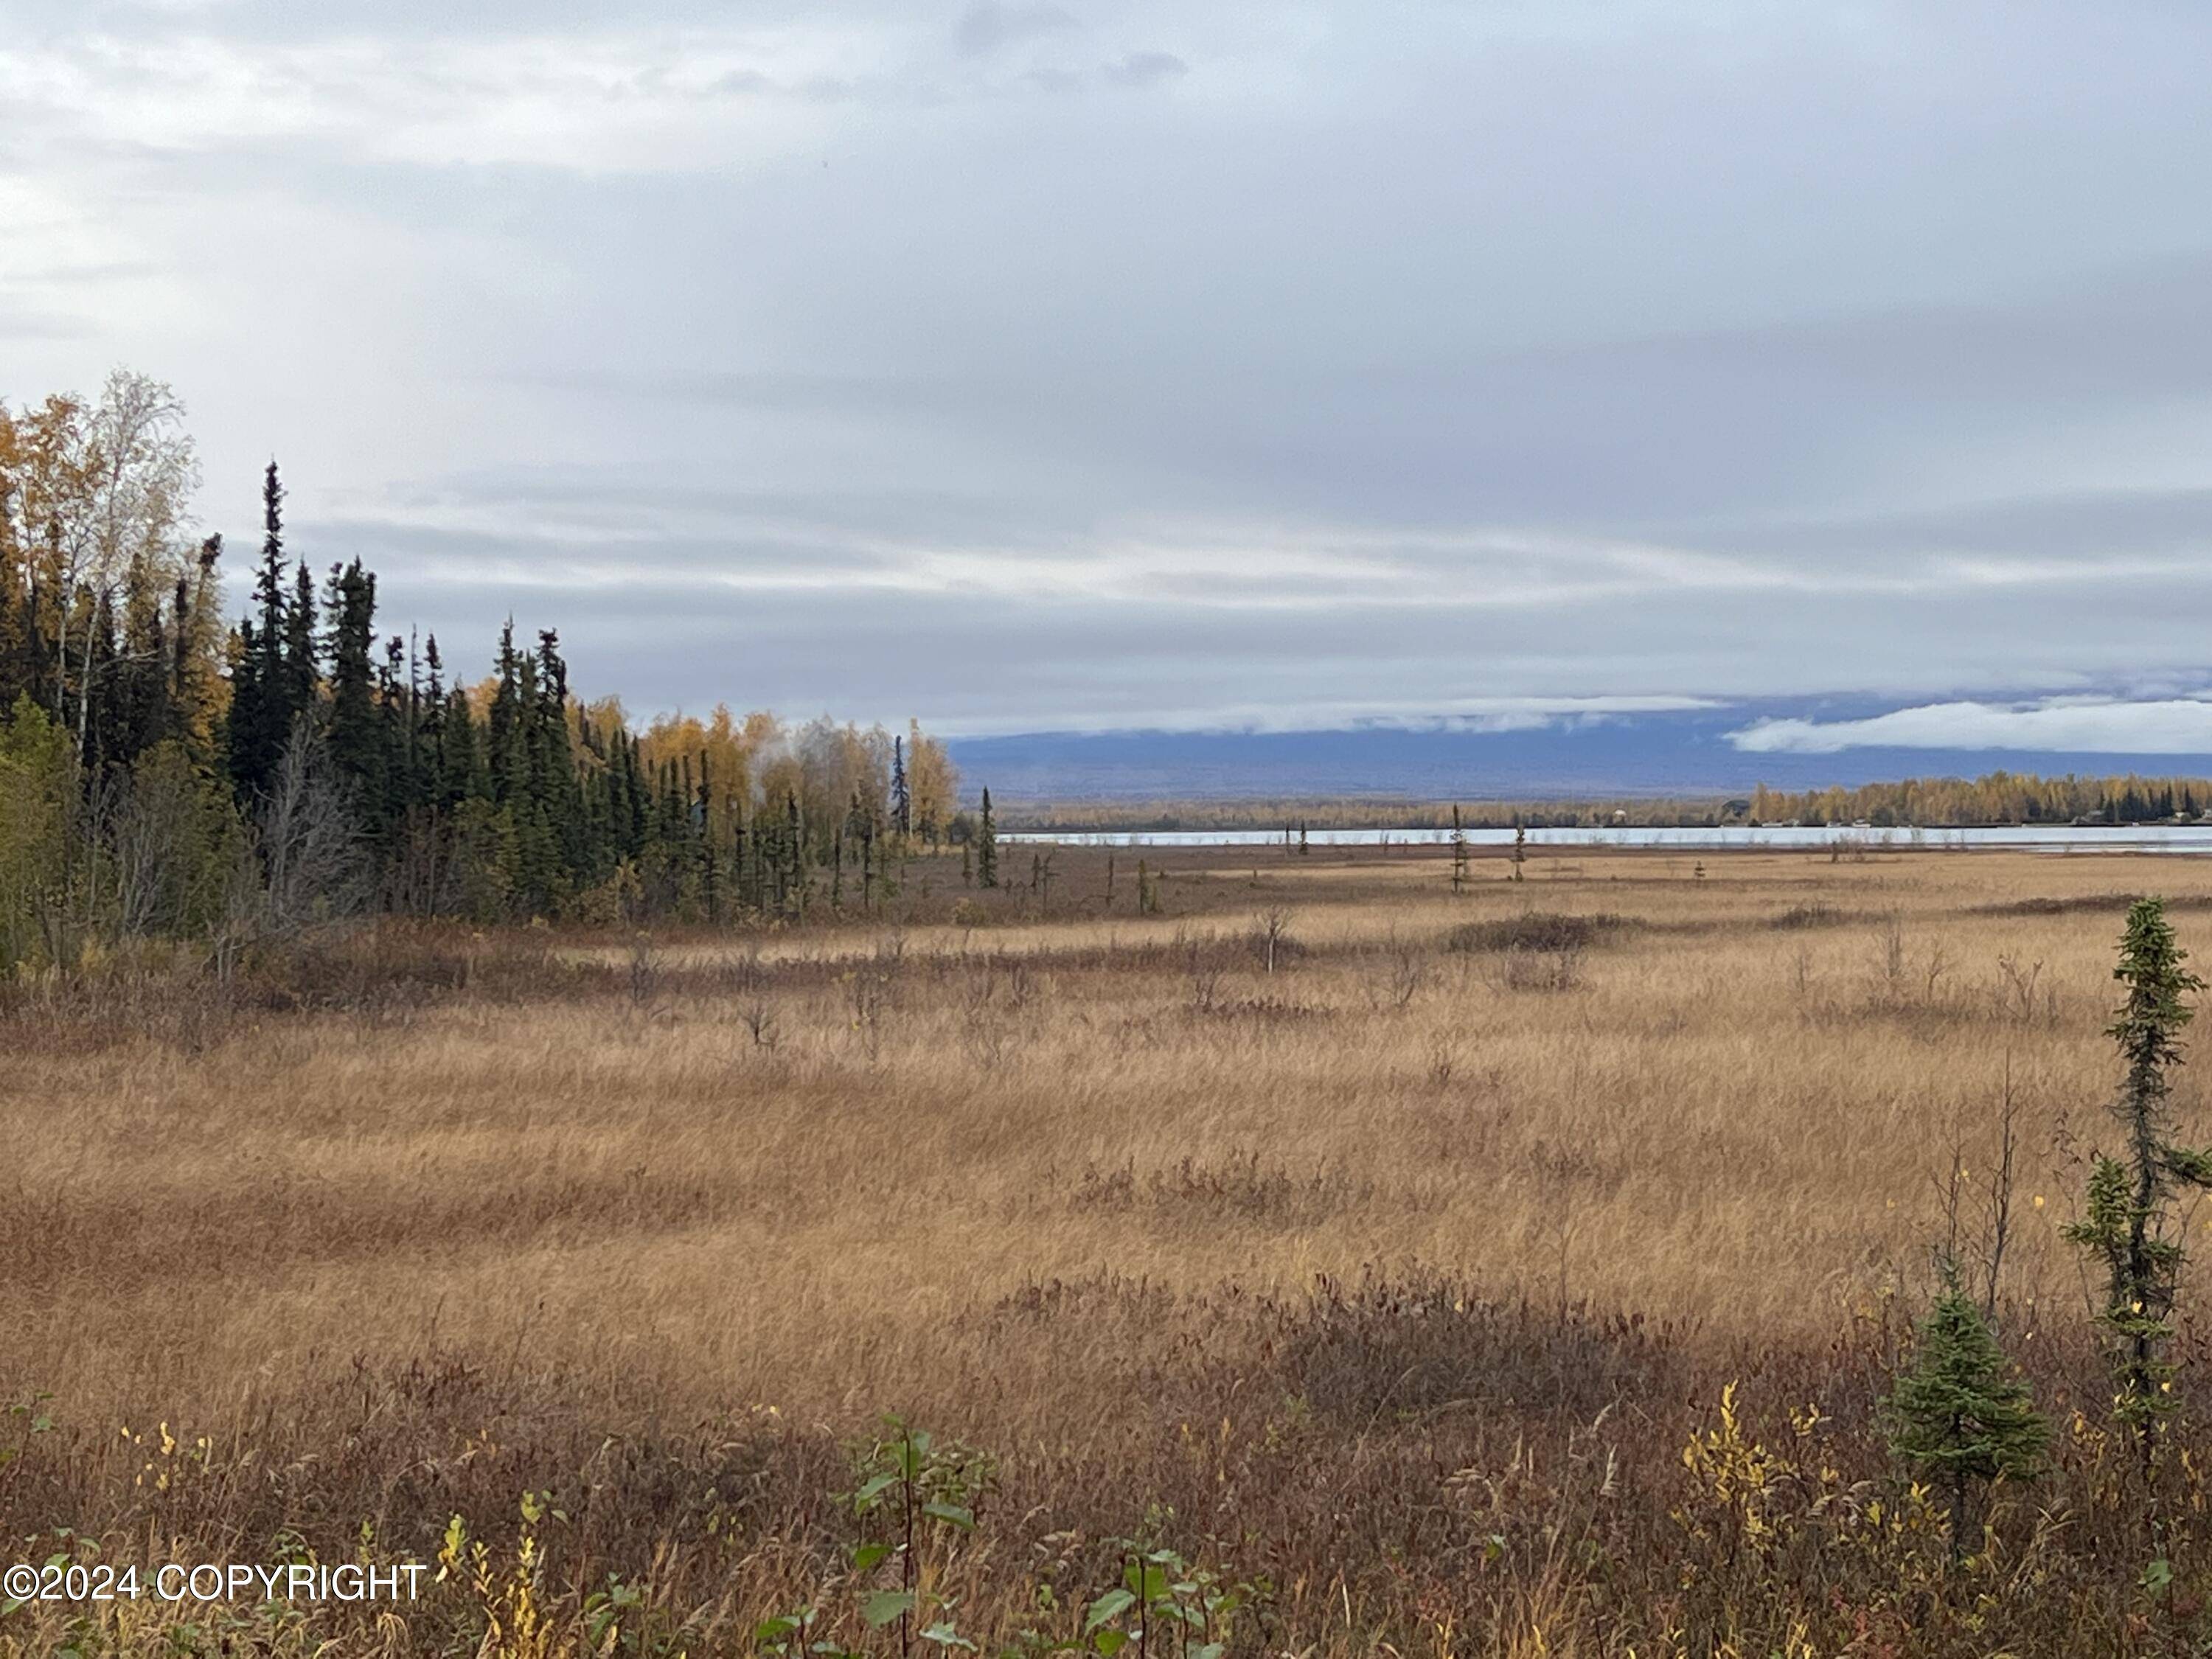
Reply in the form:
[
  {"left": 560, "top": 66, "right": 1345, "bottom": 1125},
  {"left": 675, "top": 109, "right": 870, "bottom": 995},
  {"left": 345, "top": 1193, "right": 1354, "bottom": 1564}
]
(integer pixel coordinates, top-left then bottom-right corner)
[{"left": 5, "top": 844, "right": 2210, "bottom": 1654}]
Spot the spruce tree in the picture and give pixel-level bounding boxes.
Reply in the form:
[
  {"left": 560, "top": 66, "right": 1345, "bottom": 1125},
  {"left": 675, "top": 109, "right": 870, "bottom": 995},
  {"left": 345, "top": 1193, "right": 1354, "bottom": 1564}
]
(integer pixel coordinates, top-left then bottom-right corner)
[
  {"left": 282, "top": 558, "right": 319, "bottom": 726},
  {"left": 323, "top": 559, "right": 381, "bottom": 813},
  {"left": 94, "top": 577, "right": 155, "bottom": 766},
  {"left": 439, "top": 682, "right": 487, "bottom": 809},
  {"left": 109, "top": 560, "right": 173, "bottom": 764},
  {"left": 1882, "top": 1268, "right": 2047, "bottom": 1563},
  {"left": 223, "top": 461, "right": 291, "bottom": 800},
  {"left": 378, "top": 634, "right": 411, "bottom": 827},
  {"left": 399, "top": 628, "right": 425, "bottom": 815},
  {"left": 977, "top": 787, "right": 998, "bottom": 888},
  {"left": 2066, "top": 897, "right": 2212, "bottom": 1461},
  {"left": 698, "top": 751, "right": 721, "bottom": 922},
  {"left": 79, "top": 589, "right": 119, "bottom": 771},
  {"left": 531, "top": 630, "right": 587, "bottom": 886},
  {"left": 619, "top": 729, "right": 648, "bottom": 858},
  {"left": 488, "top": 619, "right": 525, "bottom": 804},
  {"left": 784, "top": 790, "right": 804, "bottom": 919},
  {"left": 495, "top": 644, "right": 560, "bottom": 911},
  {"left": 420, "top": 635, "right": 450, "bottom": 804}
]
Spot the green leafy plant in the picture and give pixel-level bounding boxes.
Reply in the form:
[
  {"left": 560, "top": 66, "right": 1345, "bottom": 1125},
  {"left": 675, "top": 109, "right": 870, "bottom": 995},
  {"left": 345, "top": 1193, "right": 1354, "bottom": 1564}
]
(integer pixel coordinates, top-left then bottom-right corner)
[
  {"left": 584, "top": 1571, "right": 694, "bottom": 1657},
  {"left": 0, "top": 1389, "right": 55, "bottom": 1474},
  {"left": 844, "top": 1417, "right": 996, "bottom": 1657},
  {"left": 1082, "top": 1543, "right": 1256, "bottom": 1659},
  {"left": 755, "top": 1604, "right": 865, "bottom": 1659}
]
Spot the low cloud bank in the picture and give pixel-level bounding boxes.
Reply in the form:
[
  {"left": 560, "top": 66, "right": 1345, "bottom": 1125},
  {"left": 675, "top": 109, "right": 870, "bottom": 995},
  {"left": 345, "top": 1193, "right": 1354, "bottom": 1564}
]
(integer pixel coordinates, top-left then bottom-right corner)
[{"left": 1731, "top": 698, "right": 2212, "bottom": 756}]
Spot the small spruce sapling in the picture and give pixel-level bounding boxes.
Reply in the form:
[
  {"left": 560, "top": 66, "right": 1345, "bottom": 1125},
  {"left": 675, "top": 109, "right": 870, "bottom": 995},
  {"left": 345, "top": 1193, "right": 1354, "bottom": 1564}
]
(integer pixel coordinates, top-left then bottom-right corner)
[{"left": 1882, "top": 1264, "right": 2047, "bottom": 1564}]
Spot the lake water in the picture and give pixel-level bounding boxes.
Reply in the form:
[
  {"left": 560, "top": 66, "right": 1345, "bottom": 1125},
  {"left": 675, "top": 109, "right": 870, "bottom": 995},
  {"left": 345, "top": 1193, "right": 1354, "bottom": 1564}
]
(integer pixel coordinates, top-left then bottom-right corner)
[{"left": 1002, "top": 824, "right": 2212, "bottom": 852}]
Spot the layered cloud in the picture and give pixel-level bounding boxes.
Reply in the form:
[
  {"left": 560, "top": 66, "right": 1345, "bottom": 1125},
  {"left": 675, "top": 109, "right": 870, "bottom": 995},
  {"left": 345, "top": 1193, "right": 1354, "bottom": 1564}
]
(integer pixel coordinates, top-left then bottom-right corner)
[
  {"left": 1732, "top": 699, "right": 2212, "bottom": 757},
  {"left": 6, "top": 4, "right": 2212, "bottom": 734}
]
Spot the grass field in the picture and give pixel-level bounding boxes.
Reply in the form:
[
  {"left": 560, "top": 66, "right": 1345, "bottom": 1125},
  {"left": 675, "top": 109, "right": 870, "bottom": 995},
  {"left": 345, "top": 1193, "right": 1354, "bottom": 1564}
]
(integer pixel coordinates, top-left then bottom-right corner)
[{"left": 7, "top": 843, "right": 2212, "bottom": 1655}]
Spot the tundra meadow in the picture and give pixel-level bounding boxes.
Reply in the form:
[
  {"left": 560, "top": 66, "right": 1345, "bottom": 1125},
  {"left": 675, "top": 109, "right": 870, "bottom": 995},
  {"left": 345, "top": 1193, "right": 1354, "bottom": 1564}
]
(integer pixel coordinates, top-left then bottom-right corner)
[
  {"left": 15, "top": 1, "right": 2212, "bottom": 1650},
  {"left": 8, "top": 840, "right": 2212, "bottom": 1655}
]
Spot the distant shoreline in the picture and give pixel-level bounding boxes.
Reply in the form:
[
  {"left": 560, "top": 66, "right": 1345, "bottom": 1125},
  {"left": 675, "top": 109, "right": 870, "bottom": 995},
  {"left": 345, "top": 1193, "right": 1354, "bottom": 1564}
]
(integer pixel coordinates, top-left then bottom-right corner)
[
  {"left": 998, "top": 822, "right": 2212, "bottom": 851},
  {"left": 990, "top": 771, "right": 2212, "bottom": 835}
]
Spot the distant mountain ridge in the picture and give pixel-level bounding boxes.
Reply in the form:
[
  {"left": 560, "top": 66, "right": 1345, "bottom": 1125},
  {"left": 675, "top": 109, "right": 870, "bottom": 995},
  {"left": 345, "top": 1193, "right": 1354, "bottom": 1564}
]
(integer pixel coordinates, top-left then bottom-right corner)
[{"left": 946, "top": 700, "right": 2212, "bottom": 803}]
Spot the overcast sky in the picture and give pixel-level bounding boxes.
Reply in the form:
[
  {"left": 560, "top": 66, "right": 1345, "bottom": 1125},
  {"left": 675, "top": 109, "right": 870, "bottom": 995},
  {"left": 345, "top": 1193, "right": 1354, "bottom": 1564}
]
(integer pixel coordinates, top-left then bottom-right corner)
[{"left": 7, "top": 1, "right": 2212, "bottom": 747}]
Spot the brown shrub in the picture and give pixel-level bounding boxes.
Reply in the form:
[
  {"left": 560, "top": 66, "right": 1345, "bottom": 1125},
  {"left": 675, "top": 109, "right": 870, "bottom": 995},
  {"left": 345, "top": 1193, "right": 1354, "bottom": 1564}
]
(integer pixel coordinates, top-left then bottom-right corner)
[{"left": 1446, "top": 911, "right": 1627, "bottom": 953}]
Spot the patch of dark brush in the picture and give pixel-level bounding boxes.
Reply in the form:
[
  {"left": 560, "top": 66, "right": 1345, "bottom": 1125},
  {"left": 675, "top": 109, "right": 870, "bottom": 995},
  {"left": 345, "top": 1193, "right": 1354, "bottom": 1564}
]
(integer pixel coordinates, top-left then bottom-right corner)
[
  {"left": 1969, "top": 892, "right": 2149, "bottom": 917},
  {"left": 1445, "top": 912, "right": 1630, "bottom": 954},
  {"left": 1767, "top": 902, "right": 1859, "bottom": 930},
  {"left": 1193, "top": 995, "right": 1335, "bottom": 1023}
]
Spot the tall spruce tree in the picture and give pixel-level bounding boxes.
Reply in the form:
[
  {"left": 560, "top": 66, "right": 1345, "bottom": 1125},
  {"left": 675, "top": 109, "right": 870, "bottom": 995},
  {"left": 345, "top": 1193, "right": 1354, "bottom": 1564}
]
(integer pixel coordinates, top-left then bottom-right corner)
[
  {"left": 442, "top": 682, "right": 487, "bottom": 807},
  {"left": 976, "top": 787, "right": 998, "bottom": 888},
  {"left": 891, "top": 735, "right": 911, "bottom": 841},
  {"left": 223, "top": 460, "right": 291, "bottom": 800},
  {"left": 698, "top": 750, "right": 720, "bottom": 921},
  {"left": 487, "top": 620, "right": 528, "bottom": 806},
  {"left": 282, "top": 558, "right": 319, "bottom": 727},
  {"left": 322, "top": 558, "right": 381, "bottom": 815},
  {"left": 2067, "top": 897, "right": 2212, "bottom": 1463},
  {"left": 531, "top": 630, "right": 588, "bottom": 887},
  {"left": 378, "top": 634, "right": 411, "bottom": 826},
  {"left": 420, "top": 634, "right": 449, "bottom": 802},
  {"left": 784, "top": 789, "right": 804, "bottom": 918},
  {"left": 104, "top": 556, "right": 173, "bottom": 765}
]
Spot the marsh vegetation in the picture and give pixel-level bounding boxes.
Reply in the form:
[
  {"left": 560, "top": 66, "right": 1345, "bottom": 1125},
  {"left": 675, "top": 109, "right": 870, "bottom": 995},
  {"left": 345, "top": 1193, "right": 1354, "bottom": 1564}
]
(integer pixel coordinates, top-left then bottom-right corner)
[{"left": 6, "top": 844, "right": 2212, "bottom": 1654}]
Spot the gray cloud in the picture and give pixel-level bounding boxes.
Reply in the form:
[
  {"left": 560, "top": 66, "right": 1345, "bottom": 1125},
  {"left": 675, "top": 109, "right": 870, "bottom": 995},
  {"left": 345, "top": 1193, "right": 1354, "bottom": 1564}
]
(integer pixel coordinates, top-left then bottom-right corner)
[
  {"left": 954, "top": 1, "right": 1079, "bottom": 58},
  {"left": 293, "top": 500, "right": 2212, "bottom": 735},
  {"left": 1732, "top": 700, "right": 2212, "bottom": 756},
  {"left": 1102, "top": 51, "right": 1187, "bottom": 88},
  {"left": 4, "top": 2, "right": 2211, "bottom": 733},
  {"left": 0, "top": 307, "right": 92, "bottom": 343}
]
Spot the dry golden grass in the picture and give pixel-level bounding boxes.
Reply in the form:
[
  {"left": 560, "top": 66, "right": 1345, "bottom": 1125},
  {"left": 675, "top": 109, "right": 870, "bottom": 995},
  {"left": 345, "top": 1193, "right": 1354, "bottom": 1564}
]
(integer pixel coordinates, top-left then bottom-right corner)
[{"left": 6, "top": 843, "right": 2212, "bottom": 1654}]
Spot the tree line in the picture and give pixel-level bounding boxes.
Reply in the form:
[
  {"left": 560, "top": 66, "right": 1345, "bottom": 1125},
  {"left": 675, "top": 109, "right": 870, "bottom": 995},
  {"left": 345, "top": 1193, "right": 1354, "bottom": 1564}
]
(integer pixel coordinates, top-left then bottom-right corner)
[
  {"left": 1020, "top": 771, "right": 2212, "bottom": 837},
  {"left": 1001, "top": 796, "right": 1752, "bottom": 833},
  {"left": 0, "top": 371, "right": 965, "bottom": 973},
  {"left": 1750, "top": 771, "right": 2212, "bottom": 828}
]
